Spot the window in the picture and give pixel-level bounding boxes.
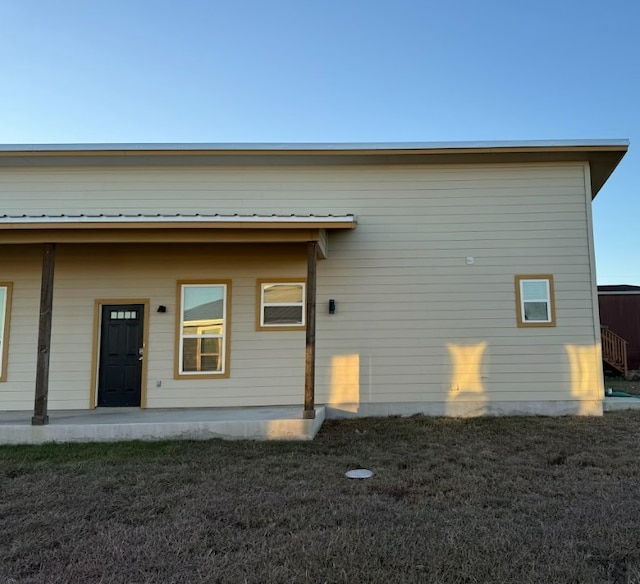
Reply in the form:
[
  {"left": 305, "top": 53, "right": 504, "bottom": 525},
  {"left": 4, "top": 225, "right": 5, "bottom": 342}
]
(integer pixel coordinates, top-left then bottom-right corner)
[
  {"left": 515, "top": 275, "right": 556, "bottom": 327},
  {"left": 257, "top": 280, "right": 305, "bottom": 330},
  {"left": 110, "top": 310, "right": 138, "bottom": 320},
  {"left": 176, "top": 281, "right": 230, "bottom": 378},
  {"left": 0, "top": 283, "right": 12, "bottom": 381}
]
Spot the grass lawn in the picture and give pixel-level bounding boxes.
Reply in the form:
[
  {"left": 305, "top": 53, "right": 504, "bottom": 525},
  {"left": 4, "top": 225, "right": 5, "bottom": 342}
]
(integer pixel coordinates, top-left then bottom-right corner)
[{"left": 2, "top": 413, "right": 640, "bottom": 584}]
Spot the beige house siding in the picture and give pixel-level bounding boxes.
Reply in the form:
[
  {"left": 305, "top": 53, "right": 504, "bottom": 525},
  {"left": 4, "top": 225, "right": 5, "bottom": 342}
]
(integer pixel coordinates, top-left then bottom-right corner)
[
  {"left": 0, "top": 162, "right": 602, "bottom": 415},
  {"left": 0, "top": 244, "right": 308, "bottom": 411}
]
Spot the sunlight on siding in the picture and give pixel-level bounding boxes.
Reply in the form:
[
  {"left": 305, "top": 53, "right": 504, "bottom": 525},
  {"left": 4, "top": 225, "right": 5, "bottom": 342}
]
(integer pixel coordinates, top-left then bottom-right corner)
[
  {"left": 446, "top": 342, "right": 488, "bottom": 416},
  {"left": 566, "top": 344, "right": 603, "bottom": 415},
  {"left": 328, "top": 354, "right": 360, "bottom": 413}
]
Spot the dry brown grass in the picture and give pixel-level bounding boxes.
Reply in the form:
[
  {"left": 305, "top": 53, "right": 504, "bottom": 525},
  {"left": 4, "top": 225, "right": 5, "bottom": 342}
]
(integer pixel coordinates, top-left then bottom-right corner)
[{"left": 2, "top": 412, "right": 640, "bottom": 583}]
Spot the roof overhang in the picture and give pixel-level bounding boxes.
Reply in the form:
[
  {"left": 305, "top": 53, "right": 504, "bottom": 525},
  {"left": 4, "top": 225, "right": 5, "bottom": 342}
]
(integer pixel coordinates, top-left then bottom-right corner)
[
  {"left": 0, "top": 214, "right": 357, "bottom": 259},
  {"left": 0, "top": 213, "right": 356, "bottom": 230},
  {"left": 0, "top": 140, "right": 629, "bottom": 198}
]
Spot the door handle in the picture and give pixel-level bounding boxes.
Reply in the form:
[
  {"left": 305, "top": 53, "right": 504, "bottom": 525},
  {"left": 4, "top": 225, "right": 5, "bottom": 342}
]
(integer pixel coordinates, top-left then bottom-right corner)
[{"left": 138, "top": 347, "right": 144, "bottom": 361}]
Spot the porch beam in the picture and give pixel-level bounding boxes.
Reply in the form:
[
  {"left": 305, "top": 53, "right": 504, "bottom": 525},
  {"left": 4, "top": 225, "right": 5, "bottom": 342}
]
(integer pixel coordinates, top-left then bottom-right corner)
[
  {"left": 303, "top": 241, "right": 317, "bottom": 419},
  {"left": 32, "top": 243, "right": 56, "bottom": 426}
]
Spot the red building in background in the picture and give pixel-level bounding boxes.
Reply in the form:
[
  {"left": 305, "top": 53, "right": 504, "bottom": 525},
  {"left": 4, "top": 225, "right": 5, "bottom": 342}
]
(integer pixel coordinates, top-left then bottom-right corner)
[{"left": 598, "top": 285, "right": 640, "bottom": 374}]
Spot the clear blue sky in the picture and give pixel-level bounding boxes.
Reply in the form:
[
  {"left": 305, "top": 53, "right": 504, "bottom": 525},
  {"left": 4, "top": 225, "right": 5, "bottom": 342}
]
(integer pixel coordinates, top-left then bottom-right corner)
[{"left": 1, "top": 0, "right": 638, "bottom": 284}]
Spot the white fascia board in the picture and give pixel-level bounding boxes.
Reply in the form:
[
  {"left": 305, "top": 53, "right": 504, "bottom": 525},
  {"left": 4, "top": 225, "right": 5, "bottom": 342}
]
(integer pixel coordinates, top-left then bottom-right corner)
[{"left": 0, "top": 139, "right": 630, "bottom": 154}]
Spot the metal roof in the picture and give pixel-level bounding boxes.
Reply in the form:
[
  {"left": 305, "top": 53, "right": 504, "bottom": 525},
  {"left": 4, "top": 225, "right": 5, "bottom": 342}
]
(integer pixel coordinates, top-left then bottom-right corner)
[
  {"left": 0, "top": 139, "right": 629, "bottom": 153},
  {"left": 0, "top": 213, "right": 355, "bottom": 224},
  {"left": 0, "top": 214, "right": 357, "bottom": 234},
  {"left": 598, "top": 285, "right": 640, "bottom": 294}
]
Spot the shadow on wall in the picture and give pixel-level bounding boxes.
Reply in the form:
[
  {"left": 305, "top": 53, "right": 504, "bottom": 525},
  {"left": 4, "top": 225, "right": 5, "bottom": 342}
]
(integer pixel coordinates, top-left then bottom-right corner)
[{"left": 446, "top": 342, "right": 488, "bottom": 417}]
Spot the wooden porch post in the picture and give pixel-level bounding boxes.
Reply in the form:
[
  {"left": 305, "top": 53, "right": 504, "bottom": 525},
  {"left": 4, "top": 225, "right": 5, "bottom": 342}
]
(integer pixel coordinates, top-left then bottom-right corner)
[
  {"left": 32, "top": 243, "right": 56, "bottom": 426},
  {"left": 303, "top": 241, "right": 317, "bottom": 419}
]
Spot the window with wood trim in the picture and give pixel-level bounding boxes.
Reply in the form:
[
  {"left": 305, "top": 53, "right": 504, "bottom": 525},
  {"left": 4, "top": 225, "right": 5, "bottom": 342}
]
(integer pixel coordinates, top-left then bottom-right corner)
[
  {"left": 257, "top": 280, "right": 305, "bottom": 330},
  {"left": 176, "top": 281, "right": 230, "bottom": 377},
  {"left": 515, "top": 275, "right": 556, "bottom": 327},
  {"left": 0, "top": 283, "right": 11, "bottom": 381}
]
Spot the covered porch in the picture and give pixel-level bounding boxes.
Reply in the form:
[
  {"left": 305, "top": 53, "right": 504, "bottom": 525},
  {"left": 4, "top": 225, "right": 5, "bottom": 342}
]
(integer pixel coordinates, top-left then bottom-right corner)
[
  {"left": 0, "top": 213, "right": 355, "bottom": 441},
  {"left": 0, "top": 405, "right": 326, "bottom": 444}
]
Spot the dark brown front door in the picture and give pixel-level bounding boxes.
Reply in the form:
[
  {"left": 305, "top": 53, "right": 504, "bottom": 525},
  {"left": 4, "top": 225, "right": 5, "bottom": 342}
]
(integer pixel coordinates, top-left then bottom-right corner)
[{"left": 98, "top": 304, "right": 144, "bottom": 407}]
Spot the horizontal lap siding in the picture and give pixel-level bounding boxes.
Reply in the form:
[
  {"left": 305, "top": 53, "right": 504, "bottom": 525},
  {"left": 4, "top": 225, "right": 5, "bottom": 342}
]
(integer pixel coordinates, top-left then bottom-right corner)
[
  {"left": 311, "top": 164, "right": 596, "bottom": 406},
  {"left": 55, "top": 244, "right": 306, "bottom": 409},
  {"left": 0, "top": 244, "right": 308, "bottom": 410},
  {"left": 0, "top": 246, "right": 43, "bottom": 409},
  {"left": 0, "top": 162, "right": 598, "bottom": 410}
]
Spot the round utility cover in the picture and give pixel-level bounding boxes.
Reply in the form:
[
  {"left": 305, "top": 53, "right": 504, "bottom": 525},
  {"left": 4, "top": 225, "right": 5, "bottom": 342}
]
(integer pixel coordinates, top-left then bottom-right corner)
[{"left": 345, "top": 469, "right": 373, "bottom": 479}]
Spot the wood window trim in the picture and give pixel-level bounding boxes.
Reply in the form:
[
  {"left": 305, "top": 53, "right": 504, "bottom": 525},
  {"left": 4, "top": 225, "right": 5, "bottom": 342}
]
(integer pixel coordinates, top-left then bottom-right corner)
[
  {"left": 0, "top": 282, "right": 13, "bottom": 382},
  {"left": 175, "top": 280, "right": 231, "bottom": 379},
  {"left": 256, "top": 278, "right": 306, "bottom": 332},
  {"left": 515, "top": 274, "right": 556, "bottom": 328}
]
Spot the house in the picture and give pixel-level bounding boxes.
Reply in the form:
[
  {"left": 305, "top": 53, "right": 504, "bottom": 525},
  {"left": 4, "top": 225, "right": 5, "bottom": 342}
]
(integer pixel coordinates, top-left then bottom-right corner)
[
  {"left": 598, "top": 285, "right": 640, "bottom": 376},
  {"left": 0, "top": 140, "right": 629, "bottom": 440}
]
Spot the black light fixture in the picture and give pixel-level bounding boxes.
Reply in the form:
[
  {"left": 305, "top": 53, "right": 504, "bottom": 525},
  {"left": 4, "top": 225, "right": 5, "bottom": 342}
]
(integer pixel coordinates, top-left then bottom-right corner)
[
  {"left": 329, "top": 299, "right": 336, "bottom": 314},
  {"left": 157, "top": 305, "right": 167, "bottom": 313}
]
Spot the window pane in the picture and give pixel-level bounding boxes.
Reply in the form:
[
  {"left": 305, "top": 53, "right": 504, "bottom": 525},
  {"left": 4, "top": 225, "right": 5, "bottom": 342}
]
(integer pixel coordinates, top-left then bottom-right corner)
[
  {"left": 182, "top": 338, "right": 222, "bottom": 372},
  {"left": 264, "top": 306, "right": 304, "bottom": 325},
  {"left": 200, "top": 337, "right": 221, "bottom": 353},
  {"left": 200, "top": 355, "right": 220, "bottom": 371},
  {"left": 182, "top": 338, "right": 197, "bottom": 371},
  {"left": 0, "top": 287, "right": 6, "bottom": 331},
  {"left": 183, "top": 324, "right": 224, "bottom": 336},
  {"left": 522, "top": 280, "right": 548, "bottom": 301},
  {"left": 263, "top": 284, "right": 303, "bottom": 304},
  {"left": 183, "top": 286, "right": 224, "bottom": 327},
  {"left": 524, "top": 301, "right": 549, "bottom": 321},
  {"left": 180, "top": 284, "right": 227, "bottom": 375}
]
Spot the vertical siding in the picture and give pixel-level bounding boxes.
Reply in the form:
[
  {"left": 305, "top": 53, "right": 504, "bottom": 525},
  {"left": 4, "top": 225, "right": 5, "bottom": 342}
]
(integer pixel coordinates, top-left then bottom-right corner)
[
  {"left": 598, "top": 295, "right": 640, "bottom": 370},
  {"left": 0, "top": 162, "right": 601, "bottom": 413}
]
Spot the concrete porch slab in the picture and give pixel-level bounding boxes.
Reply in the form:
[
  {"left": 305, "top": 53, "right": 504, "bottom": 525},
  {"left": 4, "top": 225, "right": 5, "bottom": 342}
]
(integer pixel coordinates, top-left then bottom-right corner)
[
  {"left": 603, "top": 397, "right": 640, "bottom": 412},
  {"left": 0, "top": 406, "right": 326, "bottom": 444}
]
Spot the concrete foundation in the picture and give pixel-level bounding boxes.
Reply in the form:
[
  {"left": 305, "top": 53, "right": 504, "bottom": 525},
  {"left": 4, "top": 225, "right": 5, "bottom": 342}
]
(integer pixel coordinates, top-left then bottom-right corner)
[
  {"left": 325, "top": 399, "right": 604, "bottom": 418},
  {"left": 3, "top": 397, "right": 633, "bottom": 445}
]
